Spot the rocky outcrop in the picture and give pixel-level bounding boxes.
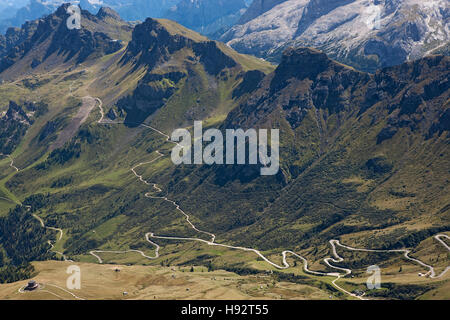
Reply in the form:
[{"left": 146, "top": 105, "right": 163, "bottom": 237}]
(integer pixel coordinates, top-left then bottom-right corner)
[
  {"left": 96, "top": 7, "right": 122, "bottom": 21},
  {"left": 238, "top": 0, "right": 286, "bottom": 25},
  {"left": 0, "top": 20, "right": 39, "bottom": 72},
  {"left": 0, "top": 0, "right": 54, "bottom": 34},
  {"left": 295, "top": 0, "right": 355, "bottom": 37},
  {"left": 0, "top": 101, "right": 32, "bottom": 154},
  {"left": 232, "top": 70, "right": 266, "bottom": 98},
  {"left": 225, "top": 47, "right": 449, "bottom": 140},
  {"left": 227, "top": 47, "right": 369, "bottom": 129},
  {"left": 118, "top": 71, "right": 186, "bottom": 126},
  {"left": 122, "top": 18, "right": 193, "bottom": 68},
  {"left": 0, "top": 4, "right": 128, "bottom": 75},
  {"left": 124, "top": 18, "right": 237, "bottom": 73},
  {"left": 117, "top": 18, "right": 243, "bottom": 126},
  {"left": 364, "top": 55, "right": 449, "bottom": 140},
  {"left": 44, "top": 5, "right": 124, "bottom": 63},
  {"left": 192, "top": 41, "right": 237, "bottom": 75}
]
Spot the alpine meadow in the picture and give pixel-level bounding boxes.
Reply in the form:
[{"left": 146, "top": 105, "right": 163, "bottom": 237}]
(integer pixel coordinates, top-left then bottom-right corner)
[{"left": 0, "top": 0, "right": 448, "bottom": 304}]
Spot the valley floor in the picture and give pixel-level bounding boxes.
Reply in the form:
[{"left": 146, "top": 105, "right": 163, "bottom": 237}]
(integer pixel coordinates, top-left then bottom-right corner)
[
  {"left": 0, "top": 258, "right": 448, "bottom": 300},
  {"left": 0, "top": 261, "right": 333, "bottom": 300}
]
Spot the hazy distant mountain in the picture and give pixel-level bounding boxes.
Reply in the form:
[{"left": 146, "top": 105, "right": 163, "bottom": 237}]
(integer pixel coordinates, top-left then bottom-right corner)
[
  {"left": 0, "top": 0, "right": 179, "bottom": 34},
  {"left": 0, "top": 0, "right": 57, "bottom": 33},
  {"left": 237, "top": 0, "right": 285, "bottom": 25},
  {"left": 163, "top": 0, "right": 248, "bottom": 35},
  {"left": 78, "top": 0, "right": 180, "bottom": 20},
  {"left": 0, "top": 0, "right": 249, "bottom": 36},
  {"left": 0, "top": 1, "right": 30, "bottom": 20},
  {"left": 222, "top": 0, "right": 450, "bottom": 72}
]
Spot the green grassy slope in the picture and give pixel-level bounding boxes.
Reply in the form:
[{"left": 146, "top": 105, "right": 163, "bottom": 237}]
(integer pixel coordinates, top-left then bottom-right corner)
[{"left": 0, "top": 8, "right": 448, "bottom": 299}]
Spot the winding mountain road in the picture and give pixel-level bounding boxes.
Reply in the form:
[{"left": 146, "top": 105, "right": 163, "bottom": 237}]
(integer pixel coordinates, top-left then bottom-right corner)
[
  {"left": 88, "top": 95, "right": 450, "bottom": 299},
  {"left": 327, "top": 238, "right": 450, "bottom": 279},
  {"left": 4, "top": 70, "right": 448, "bottom": 299},
  {"left": 435, "top": 234, "right": 450, "bottom": 251},
  {"left": 31, "top": 213, "right": 73, "bottom": 262},
  {"left": 0, "top": 156, "right": 72, "bottom": 261}
]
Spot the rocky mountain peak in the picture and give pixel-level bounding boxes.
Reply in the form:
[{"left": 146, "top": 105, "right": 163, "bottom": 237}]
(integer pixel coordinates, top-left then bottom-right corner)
[
  {"left": 227, "top": 46, "right": 372, "bottom": 130},
  {"left": 0, "top": 4, "right": 129, "bottom": 76},
  {"left": 96, "top": 7, "right": 122, "bottom": 21},
  {"left": 118, "top": 17, "right": 244, "bottom": 127},
  {"left": 124, "top": 18, "right": 236, "bottom": 73},
  {"left": 53, "top": 3, "right": 72, "bottom": 18},
  {"left": 269, "top": 47, "right": 347, "bottom": 93},
  {"left": 5, "top": 101, "right": 30, "bottom": 123},
  {"left": 123, "top": 18, "right": 194, "bottom": 67},
  {"left": 278, "top": 47, "right": 330, "bottom": 75}
]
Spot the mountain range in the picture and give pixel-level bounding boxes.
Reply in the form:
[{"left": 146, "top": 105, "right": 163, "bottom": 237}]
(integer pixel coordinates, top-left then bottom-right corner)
[
  {"left": 0, "top": 3, "right": 448, "bottom": 300},
  {"left": 3, "top": 1, "right": 448, "bottom": 73},
  {"left": 221, "top": 0, "right": 450, "bottom": 72},
  {"left": 0, "top": 0, "right": 250, "bottom": 36}
]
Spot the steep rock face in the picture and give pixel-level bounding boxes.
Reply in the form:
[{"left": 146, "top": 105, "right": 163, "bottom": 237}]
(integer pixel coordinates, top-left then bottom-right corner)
[
  {"left": 192, "top": 41, "right": 237, "bottom": 75},
  {"left": 118, "top": 71, "right": 186, "bottom": 125},
  {"left": 228, "top": 48, "right": 449, "bottom": 140},
  {"left": 117, "top": 18, "right": 246, "bottom": 127},
  {"left": 295, "top": 0, "right": 356, "bottom": 37},
  {"left": 220, "top": 0, "right": 308, "bottom": 57},
  {"left": 366, "top": 55, "right": 450, "bottom": 139},
  {"left": 0, "top": 20, "right": 39, "bottom": 71},
  {"left": 44, "top": 6, "right": 123, "bottom": 63},
  {"left": 226, "top": 47, "right": 369, "bottom": 129},
  {"left": 238, "top": 0, "right": 287, "bottom": 25},
  {"left": 0, "top": 4, "right": 129, "bottom": 75},
  {"left": 232, "top": 69, "right": 266, "bottom": 98},
  {"left": 122, "top": 18, "right": 194, "bottom": 68},
  {"left": 222, "top": 0, "right": 449, "bottom": 72},
  {"left": 2, "top": 20, "right": 39, "bottom": 52},
  {"left": 118, "top": 19, "right": 196, "bottom": 125}
]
